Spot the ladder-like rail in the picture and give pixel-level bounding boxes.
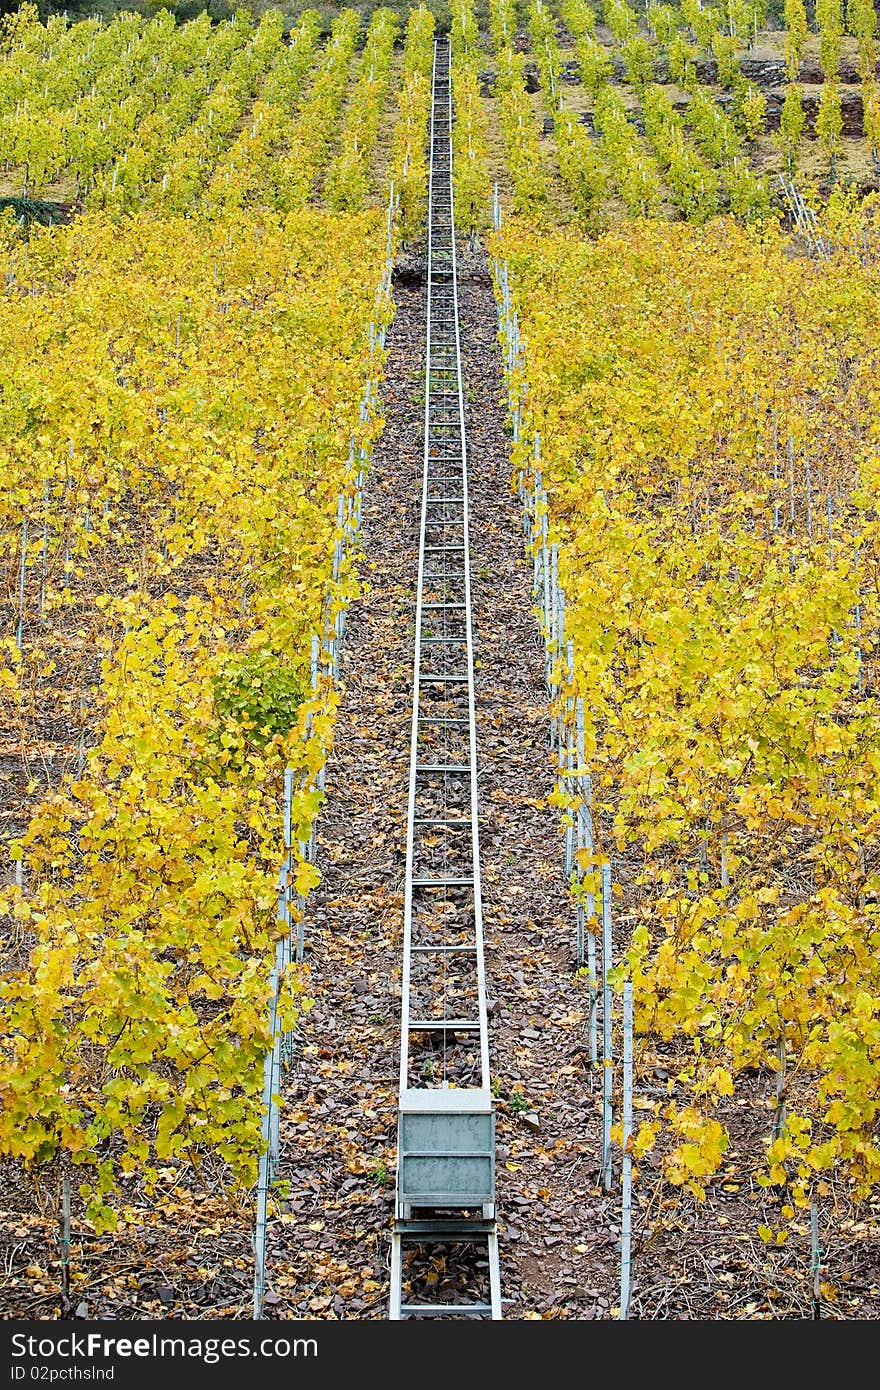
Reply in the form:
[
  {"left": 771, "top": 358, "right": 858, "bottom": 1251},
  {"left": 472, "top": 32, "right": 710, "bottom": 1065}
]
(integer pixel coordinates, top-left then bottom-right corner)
[{"left": 390, "top": 35, "right": 501, "bottom": 1321}]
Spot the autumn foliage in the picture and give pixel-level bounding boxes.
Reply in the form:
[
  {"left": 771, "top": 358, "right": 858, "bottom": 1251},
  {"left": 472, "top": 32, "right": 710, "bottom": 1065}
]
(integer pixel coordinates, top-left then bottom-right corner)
[{"left": 496, "top": 207, "right": 880, "bottom": 1209}]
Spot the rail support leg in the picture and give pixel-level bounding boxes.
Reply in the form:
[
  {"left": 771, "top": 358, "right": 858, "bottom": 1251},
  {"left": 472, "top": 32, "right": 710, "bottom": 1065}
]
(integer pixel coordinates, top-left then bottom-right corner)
[
  {"left": 389, "top": 1230, "right": 403, "bottom": 1321},
  {"left": 487, "top": 1227, "right": 502, "bottom": 1320}
]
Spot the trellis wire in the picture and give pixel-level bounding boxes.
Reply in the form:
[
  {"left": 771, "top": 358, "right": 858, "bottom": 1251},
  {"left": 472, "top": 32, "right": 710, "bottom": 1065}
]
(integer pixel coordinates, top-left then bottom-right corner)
[
  {"left": 251, "top": 179, "right": 398, "bottom": 1318},
  {"left": 494, "top": 178, "right": 610, "bottom": 1056},
  {"left": 493, "top": 181, "right": 620, "bottom": 1213}
]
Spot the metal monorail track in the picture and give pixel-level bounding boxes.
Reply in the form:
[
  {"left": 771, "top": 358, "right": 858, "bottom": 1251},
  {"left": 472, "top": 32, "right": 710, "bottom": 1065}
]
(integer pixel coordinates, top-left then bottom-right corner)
[{"left": 389, "top": 35, "right": 501, "bottom": 1321}]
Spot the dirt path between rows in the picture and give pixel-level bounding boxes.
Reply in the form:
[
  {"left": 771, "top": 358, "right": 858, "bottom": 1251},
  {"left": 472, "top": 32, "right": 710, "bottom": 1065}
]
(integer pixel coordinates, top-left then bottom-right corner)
[{"left": 263, "top": 247, "right": 618, "bottom": 1319}]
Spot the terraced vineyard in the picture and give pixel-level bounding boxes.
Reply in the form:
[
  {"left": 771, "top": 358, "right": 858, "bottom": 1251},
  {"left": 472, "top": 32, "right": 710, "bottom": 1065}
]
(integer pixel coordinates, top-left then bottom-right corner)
[{"left": 1, "top": 0, "right": 880, "bottom": 1326}]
